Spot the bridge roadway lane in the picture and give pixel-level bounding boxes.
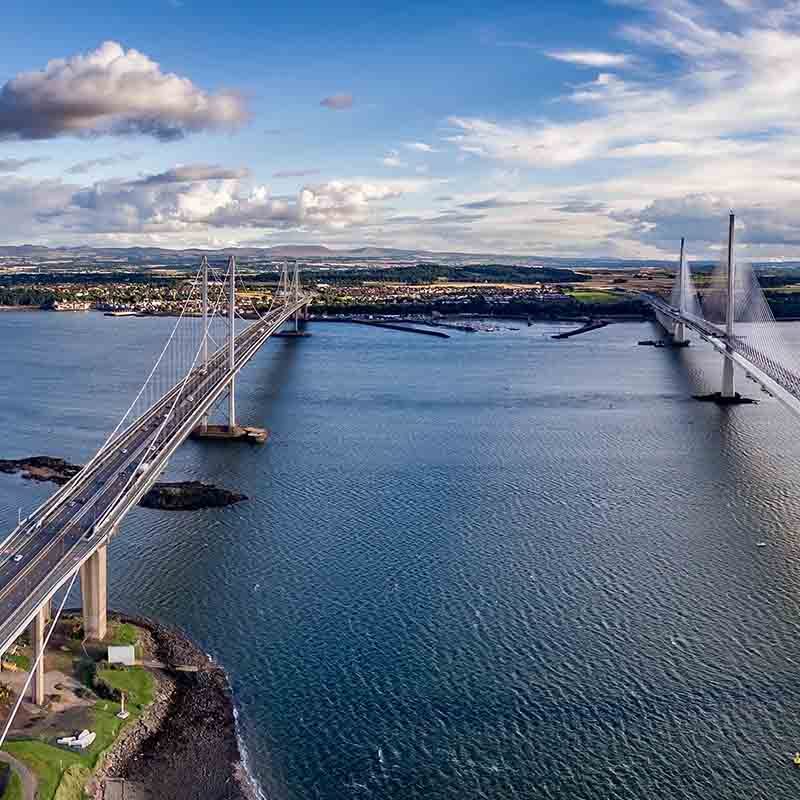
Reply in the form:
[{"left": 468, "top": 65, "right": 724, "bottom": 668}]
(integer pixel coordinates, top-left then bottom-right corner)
[{"left": 0, "top": 300, "right": 307, "bottom": 649}]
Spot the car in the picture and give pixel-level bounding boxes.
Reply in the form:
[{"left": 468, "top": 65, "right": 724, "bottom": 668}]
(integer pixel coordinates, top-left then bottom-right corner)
[
  {"left": 122, "top": 448, "right": 128, "bottom": 454},
  {"left": 69, "top": 501, "right": 76, "bottom": 508},
  {"left": 12, "top": 554, "right": 23, "bottom": 563},
  {"left": 187, "top": 395, "right": 194, "bottom": 402},
  {"left": 84, "top": 529, "right": 95, "bottom": 541}
]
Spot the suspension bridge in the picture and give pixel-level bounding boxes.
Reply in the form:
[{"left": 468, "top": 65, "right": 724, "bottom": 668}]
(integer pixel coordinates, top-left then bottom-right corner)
[
  {"left": 0, "top": 256, "right": 310, "bottom": 707},
  {"left": 642, "top": 212, "right": 800, "bottom": 418}
]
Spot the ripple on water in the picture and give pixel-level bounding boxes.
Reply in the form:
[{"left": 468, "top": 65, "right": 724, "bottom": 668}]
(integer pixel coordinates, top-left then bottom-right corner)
[{"left": 3, "top": 318, "right": 800, "bottom": 798}]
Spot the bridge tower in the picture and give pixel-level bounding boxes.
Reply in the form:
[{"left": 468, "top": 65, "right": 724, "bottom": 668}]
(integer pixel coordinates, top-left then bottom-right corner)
[
  {"left": 673, "top": 237, "right": 688, "bottom": 344},
  {"left": 292, "top": 261, "right": 301, "bottom": 332},
  {"left": 201, "top": 255, "right": 209, "bottom": 432},
  {"left": 722, "top": 213, "right": 736, "bottom": 398},
  {"left": 228, "top": 255, "right": 236, "bottom": 431},
  {"left": 279, "top": 261, "right": 310, "bottom": 337}
]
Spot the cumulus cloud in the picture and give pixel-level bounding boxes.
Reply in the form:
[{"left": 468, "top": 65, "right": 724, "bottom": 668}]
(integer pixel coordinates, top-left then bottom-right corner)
[
  {"left": 0, "top": 157, "right": 47, "bottom": 172},
  {"left": 18, "top": 162, "right": 418, "bottom": 239},
  {"left": 320, "top": 93, "right": 353, "bottom": 110},
  {"left": 0, "top": 41, "right": 248, "bottom": 141},
  {"left": 545, "top": 50, "right": 632, "bottom": 67}
]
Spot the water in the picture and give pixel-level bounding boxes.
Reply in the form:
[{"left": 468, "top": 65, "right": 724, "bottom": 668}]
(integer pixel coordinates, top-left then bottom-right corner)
[{"left": 2, "top": 312, "right": 800, "bottom": 799}]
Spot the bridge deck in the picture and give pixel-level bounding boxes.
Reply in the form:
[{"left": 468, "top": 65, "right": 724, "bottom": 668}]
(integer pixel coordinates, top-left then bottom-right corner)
[
  {"left": 0, "top": 298, "right": 308, "bottom": 653},
  {"left": 642, "top": 293, "right": 800, "bottom": 415}
]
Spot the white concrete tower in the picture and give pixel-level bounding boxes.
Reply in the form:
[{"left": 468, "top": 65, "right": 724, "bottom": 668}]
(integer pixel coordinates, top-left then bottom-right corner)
[
  {"left": 201, "top": 256, "right": 209, "bottom": 432},
  {"left": 722, "top": 212, "right": 736, "bottom": 398},
  {"left": 228, "top": 255, "right": 236, "bottom": 430},
  {"left": 674, "top": 237, "right": 688, "bottom": 343}
]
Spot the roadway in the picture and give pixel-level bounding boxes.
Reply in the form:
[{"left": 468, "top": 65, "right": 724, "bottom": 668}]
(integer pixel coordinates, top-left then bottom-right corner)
[{"left": 0, "top": 297, "right": 308, "bottom": 653}]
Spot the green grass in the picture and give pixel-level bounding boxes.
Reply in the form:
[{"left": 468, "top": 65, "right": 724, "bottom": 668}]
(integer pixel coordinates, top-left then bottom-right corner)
[
  {"left": 95, "top": 667, "right": 154, "bottom": 712},
  {"left": 53, "top": 764, "right": 91, "bottom": 800},
  {"left": 107, "top": 622, "right": 145, "bottom": 659},
  {"left": 2, "top": 741, "right": 82, "bottom": 800},
  {"left": 2, "top": 653, "right": 30, "bottom": 672},
  {"left": 109, "top": 623, "right": 139, "bottom": 647},
  {"left": 2, "top": 769, "right": 23, "bottom": 800},
  {"left": 567, "top": 289, "right": 620, "bottom": 304},
  {"left": 3, "top": 667, "right": 155, "bottom": 799}
]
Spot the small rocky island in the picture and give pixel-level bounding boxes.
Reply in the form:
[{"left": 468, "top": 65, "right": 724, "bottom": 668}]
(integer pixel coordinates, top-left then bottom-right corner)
[{"left": 0, "top": 456, "right": 246, "bottom": 510}]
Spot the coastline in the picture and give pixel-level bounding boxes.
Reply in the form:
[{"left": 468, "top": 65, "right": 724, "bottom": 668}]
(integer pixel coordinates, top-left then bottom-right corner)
[{"left": 89, "top": 611, "right": 261, "bottom": 800}]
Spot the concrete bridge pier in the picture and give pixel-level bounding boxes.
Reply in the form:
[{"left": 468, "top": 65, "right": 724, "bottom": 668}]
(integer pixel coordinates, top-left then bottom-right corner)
[
  {"left": 722, "top": 357, "right": 736, "bottom": 398},
  {"left": 722, "top": 213, "right": 737, "bottom": 399},
  {"left": 30, "top": 605, "right": 46, "bottom": 705},
  {"left": 81, "top": 541, "right": 108, "bottom": 641},
  {"left": 673, "top": 320, "right": 688, "bottom": 344}
]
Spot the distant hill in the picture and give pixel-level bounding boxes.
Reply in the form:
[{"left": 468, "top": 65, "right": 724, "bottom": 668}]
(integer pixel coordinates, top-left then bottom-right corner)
[{"left": 3, "top": 243, "right": 800, "bottom": 272}]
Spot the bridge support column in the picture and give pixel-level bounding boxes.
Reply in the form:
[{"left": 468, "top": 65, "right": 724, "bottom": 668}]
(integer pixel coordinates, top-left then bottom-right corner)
[
  {"left": 201, "top": 255, "right": 209, "bottom": 433},
  {"left": 30, "top": 605, "right": 46, "bottom": 705},
  {"left": 228, "top": 377, "right": 236, "bottom": 432},
  {"left": 722, "top": 213, "right": 737, "bottom": 399},
  {"left": 722, "top": 358, "right": 736, "bottom": 398},
  {"left": 228, "top": 254, "right": 237, "bottom": 432},
  {"left": 41, "top": 597, "right": 52, "bottom": 624},
  {"left": 673, "top": 321, "right": 687, "bottom": 344},
  {"left": 80, "top": 542, "right": 107, "bottom": 641}
]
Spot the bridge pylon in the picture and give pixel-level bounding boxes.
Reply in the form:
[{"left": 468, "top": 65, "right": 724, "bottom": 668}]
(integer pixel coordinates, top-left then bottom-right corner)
[
  {"left": 278, "top": 261, "right": 311, "bottom": 338},
  {"left": 673, "top": 237, "right": 688, "bottom": 344},
  {"left": 201, "top": 255, "right": 210, "bottom": 432},
  {"left": 192, "top": 254, "right": 269, "bottom": 443},
  {"left": 721, "top": 213, "right": 737, "bottom": 398},
  {"left": 228, "top": 254, "right": 236, "bottom": 432}
]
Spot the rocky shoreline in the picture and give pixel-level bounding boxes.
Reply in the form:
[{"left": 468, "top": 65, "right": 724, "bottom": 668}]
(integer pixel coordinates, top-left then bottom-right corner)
[
  {"left": 90, "top": 611, "right": 259, "bottom": 800},
  {"left": 0, "top": 457, "right": 246, "bottom": 510}
]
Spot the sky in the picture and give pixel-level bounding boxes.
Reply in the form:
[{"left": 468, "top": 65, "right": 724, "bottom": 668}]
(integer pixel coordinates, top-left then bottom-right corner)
[{"left": 2, "top": 0, "right": 800, "bottom": 258}]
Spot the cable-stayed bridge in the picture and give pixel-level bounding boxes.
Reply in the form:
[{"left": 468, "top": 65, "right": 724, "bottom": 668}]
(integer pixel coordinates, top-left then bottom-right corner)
[
  {"left": 642, "top": 213, "right": 800, "bottom": 418},
  {"left": 0, "top": 257, "right": 310, "bottom": 705}
]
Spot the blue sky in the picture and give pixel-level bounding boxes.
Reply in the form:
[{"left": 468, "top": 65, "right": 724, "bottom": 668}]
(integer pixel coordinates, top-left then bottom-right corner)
[{"left": 1, "top": 0, "right": 799, "bottom": 257}]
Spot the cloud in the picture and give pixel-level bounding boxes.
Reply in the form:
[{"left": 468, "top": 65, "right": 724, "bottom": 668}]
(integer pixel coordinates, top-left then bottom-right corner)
[
  {"left": 545, "top": 50, "right": 632, "bottom": 67},
  {"left": 320, "top": 93, "right": 353, "bottom": 110},
  {"left": 272, "top": 168, "right": 321, "bottom": 178},
  {"left": 402, "top": 141, "right": 436, "bottom": 153},
  {"left": 23, "top": 163, "right": 419, "bottom": 238},
  {"left": 0, "top": 41, "right": 248, "bottom": 141},
  {"left": 460, "top": 197, "right": 530, "bottom": 210},
  {"left": 66, "top": 153, "right": 141, "bottom": 174},
  {"left": 556, "top": 201, "right": 608, "bottom": 214},
  {"left": 614, "top": 193, "right": 800, "bottom": 248},
  {"left": 132, "top": 164, "right": 250, "bottom": 185},
  {"left": 0, "top": 157, "right": 47, "bottom": 173},
  {"left": 382, "top": 149, "right": 406, "bottom": 168}
]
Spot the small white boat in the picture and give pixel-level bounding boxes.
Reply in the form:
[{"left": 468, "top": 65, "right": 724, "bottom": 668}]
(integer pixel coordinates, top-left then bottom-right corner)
[{"left": 756, "top": 542, "right": 768, "bottom": 548}]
